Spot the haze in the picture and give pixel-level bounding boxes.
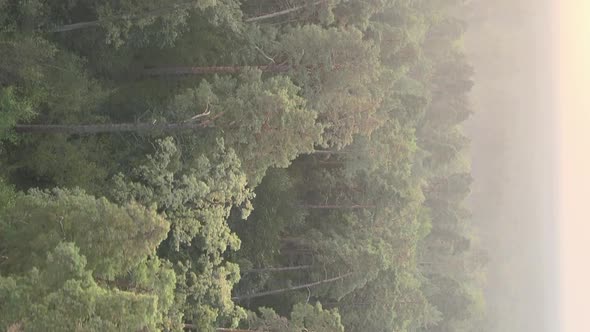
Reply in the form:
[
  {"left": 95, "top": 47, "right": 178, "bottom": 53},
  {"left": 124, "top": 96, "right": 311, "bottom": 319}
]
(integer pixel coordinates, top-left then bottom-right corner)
[{"left": 465, "top": 0, "right": 558, "bottom": 331}]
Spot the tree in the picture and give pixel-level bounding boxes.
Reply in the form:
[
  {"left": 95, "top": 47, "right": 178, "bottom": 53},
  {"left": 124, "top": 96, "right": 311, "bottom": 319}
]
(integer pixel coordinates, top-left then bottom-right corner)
[
  {"left": 0, "top": 242, "right": 177, "bottom": 331},
  {"left": 47, "top": 0, "right": 244, "bottom": 47},
  {"left": 111, "top": 137, "right": 252, "bottom": 330},
  {"left": 0, "top": 87, "right": 34, "bottom": 144},
  {"left": 244, "top": 302, "right": 344, "bottom": 332},
  {"left": 0, "top": 188, "right": 169, "bottom": 280},
  {"left": 0, "top": 34, "right": 110, "bottom": 191},
  {"left": 334, "top": 269, "right": 441, "bottom": 332},
  {"left": 168, "top": 70, "right": 322, "bottom": 185},
  {"left": 145, "top": 25, "right": 382, "bottom": 148},
  {"left": 13, "top": 70, "right": 322, "bottom": 187},
  {"left": 0, "top": 0, "right": 487, "bottom": 330}
]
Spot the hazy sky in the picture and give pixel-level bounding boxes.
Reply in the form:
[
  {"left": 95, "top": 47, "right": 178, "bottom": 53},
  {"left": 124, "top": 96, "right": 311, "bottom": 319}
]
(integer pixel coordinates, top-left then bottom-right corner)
[
  {"left": 466, "top": 0, "right": 590, "bottom": 329},
  {"left": 465, "top": 0, "right": 558, "bottom": 330},
  {"left": 557, "top": 1, "right": 590, "bottom": 331}
]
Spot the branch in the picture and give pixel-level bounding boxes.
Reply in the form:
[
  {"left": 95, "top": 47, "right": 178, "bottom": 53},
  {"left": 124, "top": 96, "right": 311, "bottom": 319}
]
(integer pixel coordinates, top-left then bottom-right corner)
[
  {"left": 184, "top": 103, "right": 210, "bottom": 122},
  {"left": 254, "top": 45, "right": 276, "bottom": 64}
]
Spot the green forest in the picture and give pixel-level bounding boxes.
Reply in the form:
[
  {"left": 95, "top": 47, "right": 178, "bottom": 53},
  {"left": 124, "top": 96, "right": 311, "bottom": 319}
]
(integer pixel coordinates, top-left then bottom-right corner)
[{"left": 0, "top": 0, "right": 487, "bottom": 331}]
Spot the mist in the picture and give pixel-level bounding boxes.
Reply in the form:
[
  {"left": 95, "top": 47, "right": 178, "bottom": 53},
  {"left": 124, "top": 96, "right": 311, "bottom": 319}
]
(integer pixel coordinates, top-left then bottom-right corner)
[{"left": 464, "top": 0, "right": 558, "bottom": 331}]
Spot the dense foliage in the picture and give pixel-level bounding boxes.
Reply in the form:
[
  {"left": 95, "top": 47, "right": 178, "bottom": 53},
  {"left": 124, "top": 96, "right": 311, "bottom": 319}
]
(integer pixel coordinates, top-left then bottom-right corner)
[{"left": 0, "top": 0, "right": 486, "bottom": 331}]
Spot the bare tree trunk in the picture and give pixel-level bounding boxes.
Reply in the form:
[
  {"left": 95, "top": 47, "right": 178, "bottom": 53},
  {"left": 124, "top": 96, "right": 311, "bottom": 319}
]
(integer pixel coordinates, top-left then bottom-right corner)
[
  {"left": 244, "top": 1, "right": 326, "bottom": 23},
  {"left": 232, "top": 272, "right": 352, "bottom": 301},
  {"left": 185, "top": 326, "right": 261, "bottom": 332},
  {"left": 143, "top": 64, "right": 291, "bottom": 77},
  {"left": 310, "top": 149, "right": 350, "bottom": 155},
  {"left": 52, "top": 0, "right": 198, "bottom": 33},
  {"left": 241, "top": 265, "right": 313, "bottom": 274},
  {"left": 302, "top": 204, "right": 376, "bottom": 209},
  {"left": 14, "top": 122, "right": 207, "bottom": 135},
  {"left": 52, "top": 0, "right": 327, "bottom": 33},
  {"left": 214, "top": 329, "right": 268, "bottom": 332},
  {"left": 53, "top": 20, "right": 101, "bottom": 32}
]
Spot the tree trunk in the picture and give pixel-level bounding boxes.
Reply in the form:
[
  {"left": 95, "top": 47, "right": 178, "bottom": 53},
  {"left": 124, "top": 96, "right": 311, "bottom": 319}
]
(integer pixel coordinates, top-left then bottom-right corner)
[
  {"left": 232, "top": 272, "right": 352, "bottom": 301},
  {"left": 302, "top": 204, "right": 376, "bottom": 209},
  {"left": 143, "top": 64, "right": 291, "bottom": 77},
  {"left": 241, "top": 265, "right": 313, "bottom": 274},
  {"left": 244, "top": 0, "right": 326, "bottom": 23},
  {"left": 53, "top": 20, "right": 101, "bottom": 32},
  {"left": 52, "top": 1, "right": 327, "bottom": 33},
  {"left": 52, "top": 0, "right": 198, "bottom": 33},
  {"left": 14, "top": 121, "right": 207, "bottom": 135},
  {"left": 185, "top": 326, "right": 261, "bottom": 332},
  {"left": 310, "top": 149, "right": 351, "bottom": 155}
]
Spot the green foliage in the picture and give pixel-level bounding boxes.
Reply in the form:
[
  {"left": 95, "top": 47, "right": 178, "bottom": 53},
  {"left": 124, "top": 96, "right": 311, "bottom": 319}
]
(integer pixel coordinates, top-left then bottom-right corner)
[
  {"left": 0, "top": 243, "right": 171, "bottom": 332},
  {"left": 0, "top": 87, "right": 34, "bottom": 143},
  {"left": 0, "top": 0, "right": 485, "bottom": 330},
  {"left": 232, "top": 168, "right": 306, "bottom": 267},
  {"left": 112, "top": 137, "right": 252, "bottom": 330},
  {"left": 167, "top": 70, "right": 322, "bottom": 185},
  {"left": 94, "top": 0, "right": 244, "bottom": 48},
  {"left": 0, "top": 188, "right": 169, "bottom": 279},
  {"left": 0, "top": 34, "right": 107, "bottom": 115},
  {"left": 174, "top": 260, "right": 245, "bottom": 331},
  {"left": 0, "top": 34, "right": 110, "bottom": 190},
  {"left": 246, "top": 302, "right": 344, "bottom": 332},
  {"left": 112, "top": 136, "right": 252, "bottom": 250},
  {"left": 0, "top": 178, "right": 15, "bottom": 215},
  {"left": 275, "top": 25, "right": 382, "bottom": 148}
]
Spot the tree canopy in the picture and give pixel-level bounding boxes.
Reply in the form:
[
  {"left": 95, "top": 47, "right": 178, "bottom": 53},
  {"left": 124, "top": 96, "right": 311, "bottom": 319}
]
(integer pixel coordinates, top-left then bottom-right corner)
[{"left": 0, "top": 1, "right": 486, "bottom": 331}]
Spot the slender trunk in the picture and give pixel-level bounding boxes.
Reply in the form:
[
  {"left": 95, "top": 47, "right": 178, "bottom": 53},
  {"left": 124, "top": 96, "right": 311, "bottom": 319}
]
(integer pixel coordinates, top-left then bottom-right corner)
[
  {"left": 310, "top": 149, "right": 350, "bottom": 155},
  {"left": 52, "top": 0, "right": 197, "bottom": 33},
  {"left": 143, "top": 63, "right": 346, "bottom": 77},
  {"left": 14, "top": 121, "right": 207, "bottom": 135},
  {"left": 53, "top": 20, "right": 101, "bottom": 32},
  {"left": 53, "top": 0, "right": 327, "bottom": 33},
  {"left": 232, "top": 272, "right": 352, "bottom": 301},
  {"left": 302, "top": 204, "right": 376, "bottom": 209},
  {"left": 185, "top": 326, "right": 261, "bottom": 332},
  {"left": 212, "top": 328, "right": 279, "bottom": 332},
  {"left": 215, "top": 328, "right": 260, "bottom": 332},
  {"left": 244, "top": 0, "right": 326, "bottom": 23},
  {"left": 241, "top": 265, "right": 313, "bottom": 274},
  {"left": 143, "top": 64, "right": 291, "bottom": 77}
]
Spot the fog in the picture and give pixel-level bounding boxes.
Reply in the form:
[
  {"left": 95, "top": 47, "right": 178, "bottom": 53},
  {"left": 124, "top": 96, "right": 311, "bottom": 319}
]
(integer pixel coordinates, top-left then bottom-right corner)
[{"left": 464, "top": 0, "right": 558, "bottom": 331}]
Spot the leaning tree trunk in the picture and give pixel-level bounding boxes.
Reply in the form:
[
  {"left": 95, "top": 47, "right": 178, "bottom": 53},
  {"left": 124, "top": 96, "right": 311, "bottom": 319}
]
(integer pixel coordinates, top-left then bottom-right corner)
[
  {"left": 14, "top": 121, "right": 208, "bottom": 135},
  {"left": 144, "top": 63, "right": 346, "bottom": 77},
  {"left": 186, "top": 326, "right": 265, "bottom": 332},
  {"left": 53, "top": 0, "right": 327, "bottom": 33},
  {"left": 143, "top": 64, "right": 291, "bottom": 77},
  {"left": 244, "top": 0, "right": 327, "bottom": 23},
  {"left": 241, "top": 265, "right": 313, "bottom": 274},
  {"left": 53, "top": 0, "right": 200, "bottom": 33},
  {"left": 309, "top": 149, "right": 351, "bottom": 155},
  {"left": 232, "top": 272, "right": 352, "bottom": 301},
  {"left": 53, "top": 20, "right": 101, "bottom": 32},
  {"left": 302, "top": 204, "right": 376, "bottom": 210}
]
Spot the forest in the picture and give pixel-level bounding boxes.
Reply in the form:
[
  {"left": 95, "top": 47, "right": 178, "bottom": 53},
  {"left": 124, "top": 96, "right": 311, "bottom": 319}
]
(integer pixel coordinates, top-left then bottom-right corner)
[{"left": 0, "top": 0, "right": 487, "bottom": 331}]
